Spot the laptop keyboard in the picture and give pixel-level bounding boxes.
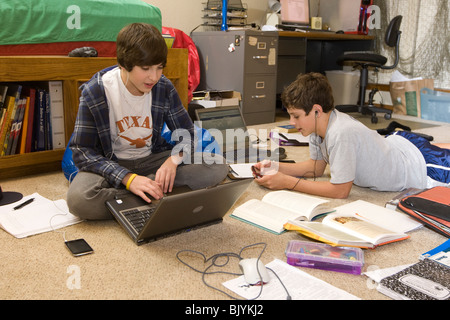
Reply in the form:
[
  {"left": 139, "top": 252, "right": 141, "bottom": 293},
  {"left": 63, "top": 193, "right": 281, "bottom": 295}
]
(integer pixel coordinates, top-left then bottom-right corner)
[{"left": 122, "top": 206, "right": 156, "bottom": 233}]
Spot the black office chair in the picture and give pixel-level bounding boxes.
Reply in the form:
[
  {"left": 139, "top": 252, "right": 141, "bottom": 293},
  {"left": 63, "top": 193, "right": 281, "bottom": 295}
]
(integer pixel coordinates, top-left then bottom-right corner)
[{"left": 335, "top": 15, "right": 403, "bottom": 123}]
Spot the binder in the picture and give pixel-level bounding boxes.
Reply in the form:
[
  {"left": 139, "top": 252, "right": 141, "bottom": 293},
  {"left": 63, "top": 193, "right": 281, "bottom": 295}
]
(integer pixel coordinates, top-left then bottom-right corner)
[
  {"left": 398, "top": 186, "right": 450, "bottom": 237},
  {"left": 48, "top": 81, "right": 65, "bottom": 149}
]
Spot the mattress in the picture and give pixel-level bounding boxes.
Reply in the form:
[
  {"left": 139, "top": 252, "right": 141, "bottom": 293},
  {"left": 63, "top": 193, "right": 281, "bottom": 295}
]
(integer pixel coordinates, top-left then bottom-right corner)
[{"left": 0, "top": 0, "right": 162, "bottom": 56}]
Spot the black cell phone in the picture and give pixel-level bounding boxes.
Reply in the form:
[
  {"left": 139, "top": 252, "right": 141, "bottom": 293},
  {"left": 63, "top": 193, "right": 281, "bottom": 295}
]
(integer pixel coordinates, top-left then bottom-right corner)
[{"left": 65, "top": 239, "right": 94, "bottom": 257}]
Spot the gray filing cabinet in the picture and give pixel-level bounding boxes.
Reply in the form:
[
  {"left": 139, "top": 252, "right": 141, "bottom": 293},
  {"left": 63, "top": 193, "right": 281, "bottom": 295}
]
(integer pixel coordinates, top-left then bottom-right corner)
[{"left": 192, "top": 31, "right": 278, "bottom": 125}]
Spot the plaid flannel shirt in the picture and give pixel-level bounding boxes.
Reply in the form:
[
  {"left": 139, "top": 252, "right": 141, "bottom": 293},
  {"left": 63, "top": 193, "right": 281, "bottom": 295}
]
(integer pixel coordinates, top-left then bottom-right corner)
[{"left": 70, "top": 66, "right": 195, "bottom": 188}]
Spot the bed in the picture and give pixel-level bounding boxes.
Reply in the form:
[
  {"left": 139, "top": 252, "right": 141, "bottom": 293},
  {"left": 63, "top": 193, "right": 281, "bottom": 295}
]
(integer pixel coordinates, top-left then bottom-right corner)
[{"left": 0, "top": 0, "right": 162, "bottom": 56}]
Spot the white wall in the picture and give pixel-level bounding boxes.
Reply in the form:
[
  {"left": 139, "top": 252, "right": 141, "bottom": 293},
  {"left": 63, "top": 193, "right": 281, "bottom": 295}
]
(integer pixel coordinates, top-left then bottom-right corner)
[
  {"left": 143, "top": 0, "right": 269, "bottom": 35},
  {"left": 144, "top": 1, "right": 448, "bottom": 89}
]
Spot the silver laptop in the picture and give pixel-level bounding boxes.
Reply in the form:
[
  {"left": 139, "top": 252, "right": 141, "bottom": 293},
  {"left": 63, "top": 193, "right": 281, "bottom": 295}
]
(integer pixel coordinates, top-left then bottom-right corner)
[
  {"left": 195, "top": 106, "right": 267, "bottom": 163},
  {"left": 105, "top": 179, "right": 251, "bottom": 245}
]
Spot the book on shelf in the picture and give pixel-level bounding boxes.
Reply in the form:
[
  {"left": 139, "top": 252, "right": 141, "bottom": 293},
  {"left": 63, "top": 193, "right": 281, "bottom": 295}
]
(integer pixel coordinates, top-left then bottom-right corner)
[
  {"left": 18, "top": 95, "right": 31, "bottom": 154},
  {"left": 0, "top": 84, "right": 7, "bottom": 110},
  {"left": 23, "top": 87, "right": 36, "bottom": 153},
  {"left": 0, "top": 95, "right": 16, "bottom": 155},
  {"left": 4, "top": 97, "right": 23, "bottom": 155},
  {"left": 9, "top": 87, "right": 36, "bottom": 155},
  {"left": 231, "top": 190, "right": 333, "bottom": 234},
  {"left": 48, "top": 81, "right": 65, "bottom": 149},
  {"left": 284, "top": 200, "right": 423, "bottom": 249},
  {"left": 377, "top": 259, "right": 450, "bottom": 300},
  {"left": 0, "top": 85, "right": 8, "bottom": 124},
  {"left": 6, "top": 98, "right": 26, "bottom": 155},
  {"left": 0, "top": 85, "right": 22, "bottom": 156},
  {"left": 45, "top": 90, "right": 52, "bottom": 150},
  {"left": 0, "top": 81, "right": 65, "bottom": 155},
  {"left": 34, "top": 88, "right": 47, "bottom": 152},
  {"left": 0, "top": 109, "right": 5, "bottom": 134}
]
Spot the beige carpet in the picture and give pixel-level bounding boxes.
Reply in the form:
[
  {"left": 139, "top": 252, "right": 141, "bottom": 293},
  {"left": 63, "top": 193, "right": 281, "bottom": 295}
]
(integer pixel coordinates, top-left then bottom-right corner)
[{"left": 0, "top": 112, "right": 448, "bottom": 300}]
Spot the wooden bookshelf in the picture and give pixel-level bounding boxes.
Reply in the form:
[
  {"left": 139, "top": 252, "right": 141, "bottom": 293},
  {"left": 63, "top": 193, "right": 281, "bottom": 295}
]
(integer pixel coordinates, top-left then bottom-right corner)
[{"left": 0, "top": 49, "right": 188, "bottom": 179}]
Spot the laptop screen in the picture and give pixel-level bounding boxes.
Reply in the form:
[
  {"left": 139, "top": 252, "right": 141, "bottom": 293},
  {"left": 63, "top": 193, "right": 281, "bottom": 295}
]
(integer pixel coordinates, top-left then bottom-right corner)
[
  {"left": 280, "top": 0, "right": 310, "bottom": 26},
  {"left": 196, "top": 106, "right": 246, "bottom": 131},
  {"left": 195, "top": 106, "right": 249, "bottom": 151}
]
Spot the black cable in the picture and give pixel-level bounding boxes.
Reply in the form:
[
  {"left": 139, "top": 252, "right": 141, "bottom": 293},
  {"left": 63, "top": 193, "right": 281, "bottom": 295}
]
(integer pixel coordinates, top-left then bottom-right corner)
[{"left": 176, "top": 243, "right": 291, "bottom": 300}]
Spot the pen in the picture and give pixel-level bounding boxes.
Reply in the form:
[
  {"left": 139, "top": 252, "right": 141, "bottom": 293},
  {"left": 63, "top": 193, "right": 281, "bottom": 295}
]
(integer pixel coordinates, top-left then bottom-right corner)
[{"left": 13, "top": 198, "right": 35, "bottom": 210}]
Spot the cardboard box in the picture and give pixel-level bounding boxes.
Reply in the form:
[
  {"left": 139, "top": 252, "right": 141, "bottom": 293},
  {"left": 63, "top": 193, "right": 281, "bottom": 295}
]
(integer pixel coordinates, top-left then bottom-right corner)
[{"left": 191, "top": 90, "right": 241, "bottom": 108}]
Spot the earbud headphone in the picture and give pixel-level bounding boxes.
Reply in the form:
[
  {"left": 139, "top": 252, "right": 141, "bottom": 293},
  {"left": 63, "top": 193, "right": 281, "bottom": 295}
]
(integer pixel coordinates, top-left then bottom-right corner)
[{"left": 312, "top": 109, "right": 319, "bottom": 181}]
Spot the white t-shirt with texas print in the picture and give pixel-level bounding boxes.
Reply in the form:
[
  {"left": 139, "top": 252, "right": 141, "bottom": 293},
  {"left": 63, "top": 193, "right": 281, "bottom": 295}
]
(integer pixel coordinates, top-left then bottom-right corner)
[{"left": 102, "top": 67, "right": 153, "bottom": 160}]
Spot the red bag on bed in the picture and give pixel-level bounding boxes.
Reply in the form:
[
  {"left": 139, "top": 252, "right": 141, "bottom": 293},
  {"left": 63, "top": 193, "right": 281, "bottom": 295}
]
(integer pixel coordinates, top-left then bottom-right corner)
[
  {"left": 162, "top": 27, "right": 200, "bottom": 103},
  {"left": 398, "top": 187, "right": 450, "bottom": 237}
]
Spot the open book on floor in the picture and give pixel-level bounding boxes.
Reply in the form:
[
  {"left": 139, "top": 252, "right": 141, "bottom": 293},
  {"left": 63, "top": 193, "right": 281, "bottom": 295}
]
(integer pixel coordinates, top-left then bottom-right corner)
[
  {"left": 284, "top": 200, "right": 423, "bottom": 249},
  {"left": 230, "top": 191, "right": 333, "bottom": 234}
]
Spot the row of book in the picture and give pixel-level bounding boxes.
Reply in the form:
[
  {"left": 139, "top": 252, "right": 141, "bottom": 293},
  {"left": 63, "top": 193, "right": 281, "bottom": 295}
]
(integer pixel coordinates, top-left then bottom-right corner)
[{"left": 0, "top": 81, "right": 65, "bottom": 156}]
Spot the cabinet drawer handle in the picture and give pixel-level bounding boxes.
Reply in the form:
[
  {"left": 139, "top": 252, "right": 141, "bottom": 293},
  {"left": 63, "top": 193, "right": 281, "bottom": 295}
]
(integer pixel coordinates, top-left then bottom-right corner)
[
  {"left": 252, "top": 55, "right": 267, "bottom": 59},
  {"left": 252, "top": 95, "right": 266, "bottom": 99}
]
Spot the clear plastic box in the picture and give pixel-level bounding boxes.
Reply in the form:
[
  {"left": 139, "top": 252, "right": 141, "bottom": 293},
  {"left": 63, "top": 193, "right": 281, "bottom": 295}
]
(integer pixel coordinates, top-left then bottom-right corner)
[{"left": 285, "top": 240, "right": 364, "bottom": 275}]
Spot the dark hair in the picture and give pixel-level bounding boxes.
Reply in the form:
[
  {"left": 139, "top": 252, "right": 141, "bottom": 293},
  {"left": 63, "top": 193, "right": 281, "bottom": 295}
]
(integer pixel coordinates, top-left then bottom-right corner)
[
  {"left": 116, "top": 23, "right": 167, "bottom": 72},
  {"left": 281, "top": 72, "right": 334, "bottom": 115}
]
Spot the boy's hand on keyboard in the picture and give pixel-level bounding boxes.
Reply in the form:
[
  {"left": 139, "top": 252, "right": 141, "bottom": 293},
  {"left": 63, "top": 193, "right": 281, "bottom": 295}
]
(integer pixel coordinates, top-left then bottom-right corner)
[
  {"left": 129, "top": 175, "right": 164, "bottom": 203},
  {"left": 155, "top": 156, "right": 179, "bottom": 193}
]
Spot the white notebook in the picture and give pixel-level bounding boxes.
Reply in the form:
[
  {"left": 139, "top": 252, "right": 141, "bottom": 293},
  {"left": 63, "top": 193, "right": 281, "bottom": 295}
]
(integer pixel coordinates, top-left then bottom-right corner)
[{"left": 0, "top": 192, "right": 81, "bottom": 238}]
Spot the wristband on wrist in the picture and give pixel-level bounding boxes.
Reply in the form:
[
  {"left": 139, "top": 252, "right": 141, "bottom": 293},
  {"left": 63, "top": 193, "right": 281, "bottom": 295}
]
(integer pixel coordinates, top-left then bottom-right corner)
[{"left": 126, "top": 173, "right": 138, "bottom": 191}]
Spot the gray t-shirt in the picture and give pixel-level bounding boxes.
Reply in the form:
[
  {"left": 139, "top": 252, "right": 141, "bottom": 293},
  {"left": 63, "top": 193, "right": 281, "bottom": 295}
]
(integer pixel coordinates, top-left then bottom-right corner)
[{"left": 309, "top": 110, "right": 427, "bottom": 191}]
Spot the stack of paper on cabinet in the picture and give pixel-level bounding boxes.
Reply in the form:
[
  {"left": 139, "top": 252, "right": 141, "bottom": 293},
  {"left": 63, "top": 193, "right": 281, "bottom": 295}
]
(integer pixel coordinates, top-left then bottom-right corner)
[
  {"left": 284, "top": 200, "right": 423, "bottom": 249},
  {"left": 231, "top": 191, "right": 333, "bottom": 234},
  {"left": 0, "top": 193, "right": 82, "bottom": 238}
]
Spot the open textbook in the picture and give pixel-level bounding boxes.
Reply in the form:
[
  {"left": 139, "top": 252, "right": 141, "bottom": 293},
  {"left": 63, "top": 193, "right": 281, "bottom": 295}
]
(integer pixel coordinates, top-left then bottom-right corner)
[
  {"left": 284, "top": 200, "right": 423, "bottom": 249},
  {"left": 0, "top": 193, "right": 82, "bottom": 238},
  {"left": 231, "top": 190, "right": 333, "bottom": 234}
]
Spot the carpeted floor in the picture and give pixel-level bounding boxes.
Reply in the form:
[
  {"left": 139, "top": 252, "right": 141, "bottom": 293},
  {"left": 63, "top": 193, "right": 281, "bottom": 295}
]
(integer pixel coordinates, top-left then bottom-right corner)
[{"left": 0, "top": 111, "right": 448, "bottom": 301}]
